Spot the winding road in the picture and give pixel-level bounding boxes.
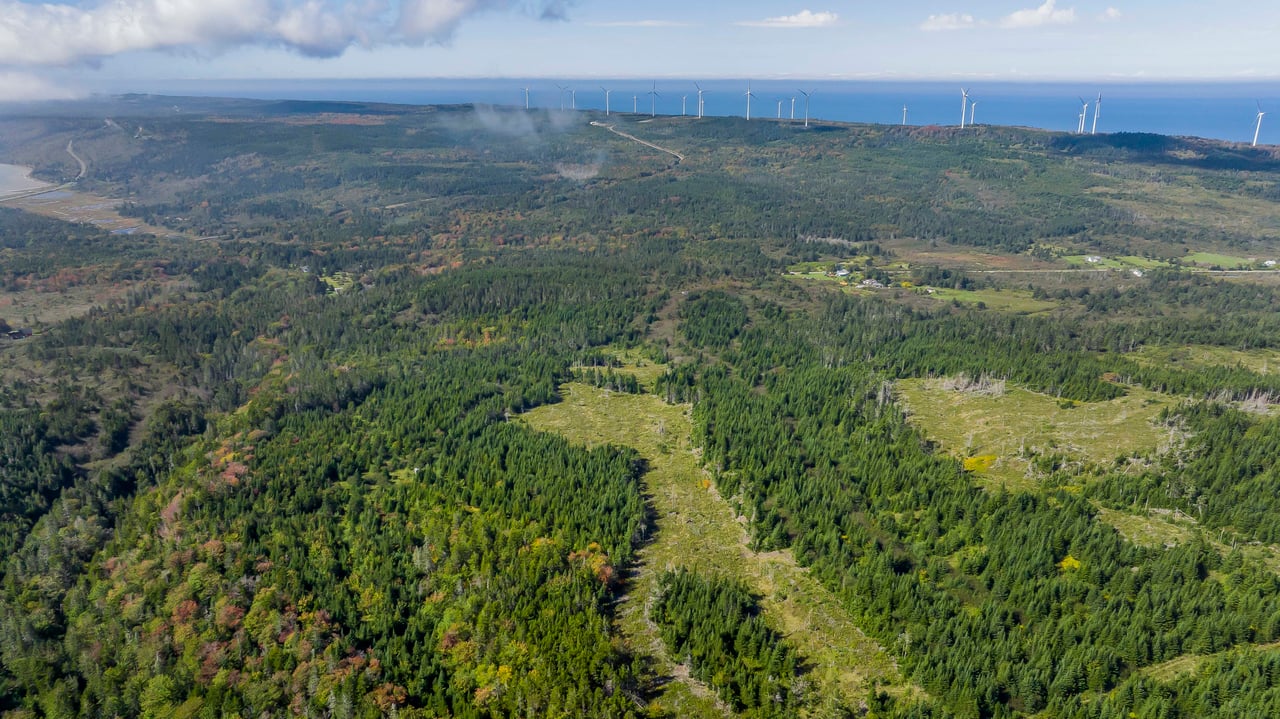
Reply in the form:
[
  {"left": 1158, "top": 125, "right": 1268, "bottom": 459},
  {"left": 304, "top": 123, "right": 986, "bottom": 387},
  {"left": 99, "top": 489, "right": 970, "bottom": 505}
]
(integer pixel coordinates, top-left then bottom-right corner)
[
  {"left": 66, "top": 139, "right": 87, "bottom": 180},
  {"left": 591, "top": 121, "right": 685, "bottom": 164}
]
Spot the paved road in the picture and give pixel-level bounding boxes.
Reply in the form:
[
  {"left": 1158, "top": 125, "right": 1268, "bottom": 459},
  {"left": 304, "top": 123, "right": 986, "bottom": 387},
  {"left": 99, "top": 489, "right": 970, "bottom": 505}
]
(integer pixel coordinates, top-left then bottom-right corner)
[{"left": 66, "top": 139, "right": 87, "bottom": 180}]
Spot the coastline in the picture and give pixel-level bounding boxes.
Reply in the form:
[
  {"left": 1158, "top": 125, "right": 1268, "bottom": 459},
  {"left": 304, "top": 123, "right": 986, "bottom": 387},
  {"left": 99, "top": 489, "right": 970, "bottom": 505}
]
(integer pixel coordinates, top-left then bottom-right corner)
[{"left": 0, "top": 164, "right": 54, "bottom": 202}]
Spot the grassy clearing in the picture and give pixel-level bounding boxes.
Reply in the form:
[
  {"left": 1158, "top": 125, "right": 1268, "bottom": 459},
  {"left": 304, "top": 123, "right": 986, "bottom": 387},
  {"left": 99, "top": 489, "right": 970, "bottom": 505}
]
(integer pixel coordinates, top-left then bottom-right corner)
[
  {"left": 1183, "top": 251, "right": 1261, "bottom": 269},
  {"left": 1060, "top": 254, "right": 1169, "bottom": 271},
  {"left": 1127, "top": 344, "right": 1280, "bottom": 376},
  {"left": 574, "top": 346, "right": 668, "bottom": 389},
  {"left": 1093, "top": 506, "right": 1196, "bottom": 549},
  {"left": 1143, "top": 641, "right": 1280, "bottom": 683},
  {"left": 1116, "top": 255, "right": 1172, "bottom": 269},
  {"left": 523, "top": 382, "right": 908, "bottom": 716},
  {"left": 0, "top": 277, "right": 191, "bottom": 327},
  {"left": 320, "top": 271, "right": 356, "bottom": 293},
  {"left": 919, "top": 287, "right": 1059, "bottom": 313},
  {"left": 896, "top": 379, "right": 1174, "bottom": 491},
  {"left": 1088, "top": 175, "right": 1280, "bottom": 242}
]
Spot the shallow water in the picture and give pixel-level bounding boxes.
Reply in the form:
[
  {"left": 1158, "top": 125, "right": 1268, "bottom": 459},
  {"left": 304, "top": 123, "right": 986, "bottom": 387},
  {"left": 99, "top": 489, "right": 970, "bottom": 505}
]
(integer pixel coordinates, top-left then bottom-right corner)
[{"left": 0, "top": 164, "right": 49, "bottom": 196}]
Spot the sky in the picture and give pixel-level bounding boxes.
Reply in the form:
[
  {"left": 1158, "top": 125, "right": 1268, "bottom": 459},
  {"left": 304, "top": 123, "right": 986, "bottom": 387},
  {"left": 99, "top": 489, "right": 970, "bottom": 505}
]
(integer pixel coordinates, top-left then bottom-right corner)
[{"left": 2, "top": 1, "right": 1279, "bottom": 101}]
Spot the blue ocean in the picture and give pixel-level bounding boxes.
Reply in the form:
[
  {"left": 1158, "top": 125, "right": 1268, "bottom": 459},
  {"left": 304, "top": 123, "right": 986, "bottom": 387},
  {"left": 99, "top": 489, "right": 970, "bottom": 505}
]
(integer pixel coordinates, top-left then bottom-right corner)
[{"left": 129, "top": 78, "right": 1280, "bottom": 145}]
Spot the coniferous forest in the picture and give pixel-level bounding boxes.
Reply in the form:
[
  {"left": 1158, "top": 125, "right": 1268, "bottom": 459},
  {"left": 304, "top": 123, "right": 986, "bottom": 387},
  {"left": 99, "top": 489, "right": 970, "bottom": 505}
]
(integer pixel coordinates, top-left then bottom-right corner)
[{"left": 4, "top": 97, "right": 1280, "bottom": 717}]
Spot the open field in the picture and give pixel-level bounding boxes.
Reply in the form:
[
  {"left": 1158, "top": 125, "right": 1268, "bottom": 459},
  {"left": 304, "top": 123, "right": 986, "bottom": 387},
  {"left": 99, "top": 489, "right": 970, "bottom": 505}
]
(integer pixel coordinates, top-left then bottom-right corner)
[
  {"left": 523, "top": 382, "right": 909, "bottom": 715},
  {"left": 1143, "top": 640, "right": 1280, "bottom": 683},
  {"left": 1183, "top": 251, "right": 1268, "bottom": 269},
  {"left": 918, "top": 286, "right": 1060, "bottom": 313},
  {"left": 0, "top": 278, "right": 188, "bottom": 327},
  {"left": 1128, "top": 344, "right": 1280, "bottom": 376},
  {"left": 1094, "top": 506, "right": 1197, "bottom": 549},
  {"left": 1, "top": 187, "right": 176, "bottom": 237},
  {"left": 1088, "top": 175, "right": 1280, "bottom": 245},
  {"left": 897, "top": 378, "right": 1175, "bottom": 490},
  {"left": 1059, "top": 254, "right": 1169, "bottom": 271}
]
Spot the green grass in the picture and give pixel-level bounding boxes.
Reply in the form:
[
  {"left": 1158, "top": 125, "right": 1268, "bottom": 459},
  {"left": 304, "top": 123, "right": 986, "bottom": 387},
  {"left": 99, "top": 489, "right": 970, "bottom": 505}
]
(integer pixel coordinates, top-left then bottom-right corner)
[
  {"left": 1143, "top": 640, "right": 1280, "bottom": 683},
  {"left": 523, "top": 381, "right": 911, "bottom": 715},
  {"left": 575, "top": 346, "right": 669, "bottom": 389},
  {"left": 896, "top": 379, "right": 1174, "bottom": 491},
  {"left": 1116, "top": 255, "right": 1172, "bottom": 269},
  {"left": 1094, "top": 506, "right": 1196, "bottom": 549},
  {"left": 1061, "top": 255, "right": 1169, "bottom": 271},
  {"left": 320, "top": 271, "right": 356, "bottom": 293},
  {"left": 1128, "top": 344, "right": 1280, "bottom": 376},
  {"left": 1183, "top": 251, "right": 1259, "bottom": 269},
  {"left": 919, "top": 287, "right": 1060, "bottom": 313}
]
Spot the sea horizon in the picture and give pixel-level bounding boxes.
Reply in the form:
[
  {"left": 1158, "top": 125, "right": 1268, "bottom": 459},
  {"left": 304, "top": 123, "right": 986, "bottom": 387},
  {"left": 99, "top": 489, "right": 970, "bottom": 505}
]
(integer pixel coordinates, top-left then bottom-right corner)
[{"left": 75, "top": 77, "right": 1280, "bottom": 146}]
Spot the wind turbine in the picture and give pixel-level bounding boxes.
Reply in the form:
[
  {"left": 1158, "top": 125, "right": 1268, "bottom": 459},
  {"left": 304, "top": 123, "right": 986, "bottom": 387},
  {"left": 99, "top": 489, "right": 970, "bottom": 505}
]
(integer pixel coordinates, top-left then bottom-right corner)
[
  {"left": 555, "top": 84, "right": 567, "bottom": 110},
  {"left": 960, "top": 88, "right": 969, "bottom": 129},
  {"left": 777, "top": 99, "right": 783, "bottom": 119},
  {"left": 969, "top": 99, "right": 978, "bottom": 127},
  {"left": 791, "top": 97, "right": 796, "bottom": 120},
  {"left": 1091, "top": 93, "right": 1102, "bottom": 134},
  {"left": 649, "top": 81, "right": 660, "bottom": 117},
  {"left": 1255, "top": 102, "right": 1267, "bottom": 147},
  {"left": 601, "top": 86, "right": 611, "bottom": 116},
  {"left": 523, "top": 87, "right": 530, "bottom": 110},
  {"left": 570, "top": 88, "right": 576, "bottom": 110},
  {"left": 745, "top": 81, "right": 756, "bottom": 120},
  {"left": 902, "top": 104, "right": 908, "bottom": 126},
  {"left": 633, "top": 94, "right": 638, "bottom": 114},
  {"left": 1078, "top": 97, "right": 1089, "bottom": 134},
  {"left": 799, "top": 89, "right": 813, "bottom": 128},
  {"left": 695, "top": 83, "right": 705, "bottom": 119}
]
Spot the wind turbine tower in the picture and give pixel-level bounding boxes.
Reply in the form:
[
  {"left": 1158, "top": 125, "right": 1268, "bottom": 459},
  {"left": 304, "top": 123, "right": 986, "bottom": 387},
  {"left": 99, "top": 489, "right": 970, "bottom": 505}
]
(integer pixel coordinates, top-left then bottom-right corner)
[
  {"left": 961, "top": 88, "right": 969, "bottom": 129},
  {"left": 682, "top": 95, "right": 688, "bottom": 117},
  {"left": 1091, "top": 93, "right": 1102, "bottom": 134},
  {"left": 791, "top": 97, "right": 796, "bottom": 120},
  {"left": 902, "top": 104, "right": 908, "bottom": 126},
  {"left": 969, "top": 100, "right": 978, "bottom": 127},
  {"left": 1255, "top": 103, "right": 1267, "bottom": 147},
  {"left": 633, "top": 95, "right": 638, "bottom": 114},
  {"left": 523, "top": 87, "right": 530, "bottom": 110},
  {"left": 1078, "top": 97, "right": 1089, "bottom": 134},
  {"left": 649, "top": 81, "right": 660, "bottom": 117},
  {"left": 777, "top": 99, "right": 783, "bottom": 119},
  {"left": 601, "top": 87, "right": 611, "bottom": 116},
  {"left": 745, "top": 81, "right": 756, "bottom": 120},
  {"left": 799, "top": 89, "right": 813, "bottom": 128},
  {"left": 695, "top": 83, "right": 705, "bottom": 119},
  {"left": 570, "top": 89, "right": 576, "bottom": 110}
]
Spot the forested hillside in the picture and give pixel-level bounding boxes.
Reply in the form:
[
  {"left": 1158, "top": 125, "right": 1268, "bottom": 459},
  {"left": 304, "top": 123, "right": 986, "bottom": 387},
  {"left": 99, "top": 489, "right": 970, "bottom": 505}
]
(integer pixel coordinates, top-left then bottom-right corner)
[{"left": 3, "top": 97, "right": 1280, "bottom": 718}]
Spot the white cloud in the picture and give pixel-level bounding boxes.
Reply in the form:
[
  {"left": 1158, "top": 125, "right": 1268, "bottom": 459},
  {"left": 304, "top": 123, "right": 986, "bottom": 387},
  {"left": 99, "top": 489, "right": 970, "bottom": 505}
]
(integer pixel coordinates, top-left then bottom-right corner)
[
  {"left": 1100, "top": 7, "right": 1122, "bottom": 21},
  {"left": 999, "top": 0, "right": 1076, "bottom": 29},
  {"left": 0, "top": 0, "right": 572, "bottom": 67},
  {"left": 920, "top": 13, "right": 977, "bottom": 31},
  {"left": 739, "top": 10, "right": 839, "bottom": 28}
]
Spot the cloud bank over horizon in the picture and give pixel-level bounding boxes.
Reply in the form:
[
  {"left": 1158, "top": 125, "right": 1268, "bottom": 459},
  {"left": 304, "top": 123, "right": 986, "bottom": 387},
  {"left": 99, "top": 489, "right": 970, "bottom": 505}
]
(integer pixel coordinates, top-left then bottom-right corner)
[
  {"left": 0, "top": 0, "right": 571, "bottom": 67},
  {"left": 0, "top": 0, "right": 574, "bottom": 101}
]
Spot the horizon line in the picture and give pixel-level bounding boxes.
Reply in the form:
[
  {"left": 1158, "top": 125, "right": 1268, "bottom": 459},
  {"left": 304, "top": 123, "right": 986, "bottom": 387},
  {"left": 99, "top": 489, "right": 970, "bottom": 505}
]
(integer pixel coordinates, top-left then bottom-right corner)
[{"left": 137, "top": 75, "right": 1280, "bottom": 85}]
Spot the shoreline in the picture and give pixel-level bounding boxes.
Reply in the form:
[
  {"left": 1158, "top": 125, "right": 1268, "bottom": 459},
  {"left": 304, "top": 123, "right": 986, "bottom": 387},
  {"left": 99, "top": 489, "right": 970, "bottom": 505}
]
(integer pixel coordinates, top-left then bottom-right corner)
[{"left": 0, "top": 164, "right": 56, "bottom": 202}]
